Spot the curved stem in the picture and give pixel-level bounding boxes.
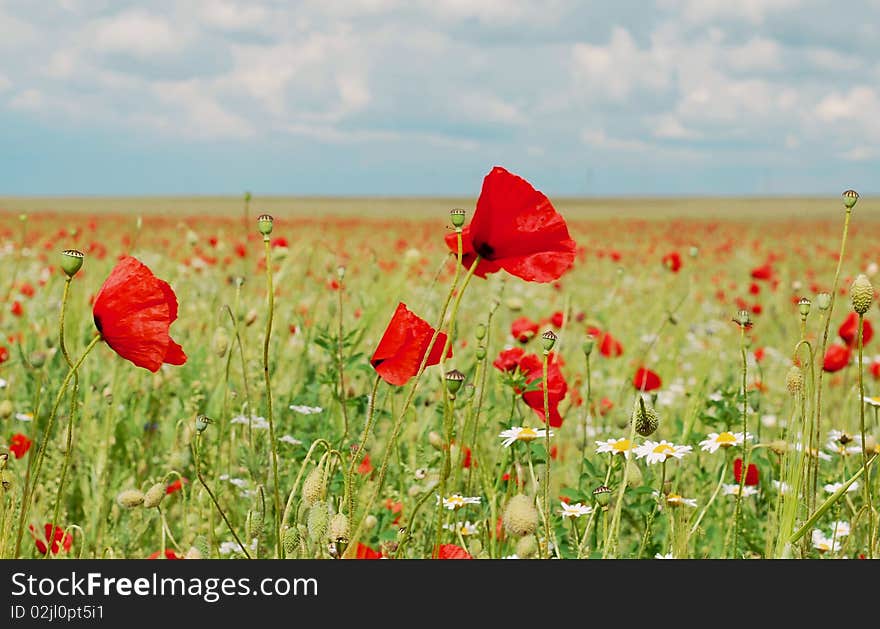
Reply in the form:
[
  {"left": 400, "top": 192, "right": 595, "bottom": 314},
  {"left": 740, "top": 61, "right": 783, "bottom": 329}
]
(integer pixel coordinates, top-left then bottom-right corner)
[{"left": 262, "top": 238, "right": 282, "bottom": 558}]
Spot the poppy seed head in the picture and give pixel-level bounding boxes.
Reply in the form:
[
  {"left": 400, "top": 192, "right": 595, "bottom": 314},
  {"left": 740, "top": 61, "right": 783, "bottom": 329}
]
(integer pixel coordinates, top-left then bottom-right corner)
[
  {"left": 143, "top": 483, "right": 165, "bottom": 509},
  {"left": 60, "top": 249, "right": 84, "bottom": 277},
  {"left": 257, "top": 214, "right": 274, "bottom": 236},
  {"left": 816, "top": 292, "right": 832, "bottom": 311},
  {"left": 842, "top": 189, "right": 859, "bottom": 209},
  {"left": 798, "top": 297, "right": 811, "bottom": 318},
  {"left": 633, "top": 396, "right": 659, "bottom": 437},
  {"left": 785, "top": 365, "right": 803, "bottom": 396},
  {"left": 116, "top": 489, "right": 145, "bottom": 509},
  {"left": 445, "top": 369, "right": 465, "bottom": 395},
  {"left": 592, "top": 485, "right": 612, "bottom": 508},
  {"left": 450, "top": 208, "right": 466, "bottom": 229},
  {"left": 541, "top": 330, "right": 558, "bottom": 353}
]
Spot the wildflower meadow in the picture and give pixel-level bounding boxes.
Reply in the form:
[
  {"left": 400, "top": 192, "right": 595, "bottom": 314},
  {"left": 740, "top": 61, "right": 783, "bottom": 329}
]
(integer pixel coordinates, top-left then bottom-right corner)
[{"left": 0, "top": 169, "right": 878, "bottom": 560}]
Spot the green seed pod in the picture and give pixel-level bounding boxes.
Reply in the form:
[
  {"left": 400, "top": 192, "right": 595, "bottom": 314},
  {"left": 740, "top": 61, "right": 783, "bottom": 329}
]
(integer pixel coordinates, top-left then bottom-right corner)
[
  {"left": 593, "top": 485, "right": 612, "bottom": 508},
  {"left": 301, "top": 466, "right": 326, "bottom": 508},
  {"left": 633, "top": 397, "right": 659, "bottom": 437},
  {"left": 475, "top": 346, "right": 486, "bottom": 360},
  {"left": 328, "top": 513, "right": 350, "bottom": 544},
  {"left": 582, "top": 336, "right": 595, "bottom": 356},
  {"left": 246, "top": 508, "right": 264, "bottom": 540},
  {"left": 450, "top": 208, "right": 466, "bottom": 229},
  {"left": 816, "top": 292, "right": 832, "bottom": 311},
  {"left": 515, "top": 534, "right": 538, "bottom": 559},
  {"left": 445, "top": 369, "right": 465, "bottom": 395},
  {"left": 843, "top": 189, "right": 859, "bottom": 209},
  {"left": 0, "top": 399, "right": 13, "bottom": 419},
  {"left": 116, "top": 489, "right": 145, "bottom": 509},
  {"left": 60, "top": 249, "right": 84, "bottom": 277},
  {"left": 282, "top": 527, "right": 300, "bottom": 556},
  {"left": 798, "top": 297, "right": 811, "bottom": 318},
  {"left": 307, "top": 502, "right": 329, "bottom": 543},
  {"left": 143, "top": 483, "right": 166, "bottom": 509},
  {"left": 475, "top": 324, "right": 486, "bottom": 341},
  {"left": 502, "top": 494, "right": 539, "bottom": 537},
  {"left": 257, "top": 213, "right": 274, "bottom": 236},
  {"left": 851, "top": 274, "right": 873, "bottom": 315},
  {"left": 541, "top": 330, "right": 558, "bottom": 353}
]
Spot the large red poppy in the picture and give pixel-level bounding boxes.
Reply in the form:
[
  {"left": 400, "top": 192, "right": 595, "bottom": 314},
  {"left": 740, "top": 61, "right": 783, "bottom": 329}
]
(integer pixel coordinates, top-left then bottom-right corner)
[
  {"left": 370, "top": 302, "right": 451, "bottom": 386},
  {"left": 493, "top": 349, "right": 568, "bottom": 427},
  {"left": 838, "top": 312, "right": 873, "bottom": 347},
  {"left": 92, "top": 257, "right": 187, "bottom": 373},
  {"left": 823, "top": 344, "right": 851, "bottom": 372},
  {"left": 733, "top": 458, "right": 759, "bottom": 486},
  {"left": 29, "top": 524, "right": 72, "bottom": 555},
  {"left": 9, "top": 433, "right": 32, "bottom": 459},
  {"left": 444, "top": 166, "right": 576, "bottom": 283},
  {"left": 633, "top": 367, "right": 662, "bottom": 392},
  {"left": 434, "top": 543, "right": 472, "bottom": 559}
]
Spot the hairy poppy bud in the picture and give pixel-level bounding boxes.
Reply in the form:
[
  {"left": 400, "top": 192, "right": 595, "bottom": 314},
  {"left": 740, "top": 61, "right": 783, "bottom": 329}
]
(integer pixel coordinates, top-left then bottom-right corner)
[
  {"left": 301, "top": 466, "right": 326, "bottom": 508},
  {"left": 851, "top": 274, "right": 873, "bottom": 315},
  {"left": 515, "top": 534, "right": 538, "bottom": 559},
  {"left": 328, "top": 513, "right": 350, "bottom": 544},
  {"left": 116, "top": 489, "right": 145, "bottom": 509},
  {"left": 785, "top": 365, "right": 803, "bottom": 396},
  {"left": 212, "top": 328, "right": 229, "bottom": 357},
  {"left": 257, "top": 214, "right": 274, "bottom": 237},
  {"left": 61, "top": 249, "right": 84, "bottom": 277},
  {"left": 502, "top": 494, "right": 539, "bottom": 537},
  {"left": 282, "top": 527, "right": 300, "bottom": 556},
  {"left": 842, "top": 189, "right": 859, "bottom": 209},
  {"left": 633, "top": 397, "right": 659, "bottom": 437},
  {"left": 143, "top": 483, "right": 165, "bottom": 509},
  {"left": 428, "top": 431, "right": 444, "bottom": 451},
  {"left": 307, "top": 502, "right": 329, "bottom": 543},
  {"left": 0, "top": 400, "right": 12, "bottom": 419},
  {"left": 475, "top": 324, "right": 486, "bottom": 341}
]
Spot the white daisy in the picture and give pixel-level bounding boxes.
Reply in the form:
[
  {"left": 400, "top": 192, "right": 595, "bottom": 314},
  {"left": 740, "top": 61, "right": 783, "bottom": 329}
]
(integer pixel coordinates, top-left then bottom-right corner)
[
  {"left": 503, "top": 554, "right": 521, "bottom": 559},
  {"left": 559, "top": 502, "right": 593, "bottom": 518},
  {"left": 279, "top": 435, "right": 303, "bottom": 445},
  {"left": 438, "top": 494, "right": 481, "bottom": 510},
  {"left": 595, "top": 437, "right": 635, "bottom": 458},
  {"left": 653, "top": 492, "right": 698, "bottom": 508},
  {"left": 219, "top": 538, "right": 259, "bottom": 556},
  {"left": 812, "top": 530, "right": 842, "bottom": 553},
  {"left": 862, "top": 395, "right": 880, "bottom": 408},
  {"left": 722, "top": 484, "right": 759, "bottom": 497},
  {"left": 793, "top": 441, "right": 833, "bottom": 461},
  {"left": 655, "top": 552, "right": 674, "bottom": 559},
  {"left": 829, "top": 521, "right": 851, "bottom": 538},
  {"left": 499, "top": 426, "right": 551, "bottom": 448},
  {"left": 0, "top": 377, "right": 7, "bottom": 388},
  {"left": 634, "top": 440, "right": 693, "bottom": 465},
  {"left": 823, "top": 481, "right": 859, "bottom": 494},
  {"left": 289, "top": 404, "right": 323, "bottom": 415},
  {"left": 771, "top": 480, "right": 791, "bottom": 495},
  {"left": 442, "top": 521, "right": 479, "bottom": 536},
  {"left": 15, "top": 412, "right": 33, "bottom": 422},
  {"left": 219, "top": 474, "right": 249, "bottom": 489},
  {"left": 231, "top": 414, "right": 269, "bottom": 430},
  {"left": 699, "top": 431, "right": 751, "bottom": 453}
]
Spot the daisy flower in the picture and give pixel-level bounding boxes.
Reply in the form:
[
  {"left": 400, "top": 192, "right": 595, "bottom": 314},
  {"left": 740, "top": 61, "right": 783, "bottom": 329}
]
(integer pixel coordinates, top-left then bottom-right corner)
[
  {"left": 653, "top": 492, "right": 697, "bottom": 508},
  {"left": 823, "top": 481, "right": 859, "bottom": 494},
  {"left": 15, "top": 412, "right": 33, "bottom": 422},
  {"left": 771, "top": 480, "right": 791, "bottom": 495},
  {"left": 655, "top": 552, "right": 674, "bottom": 559},
  {"left": 438, "top": 494, "right": 481, "bottom": 510},
  {"left": 595, "top": 437, "right": 635, "bottom": 458},
  {"left": 278, "top": 435, "right": 303, "bottom": 445},
  {"left": 499, "top": 426, "right": 552, "bottom": 448},
  {"left": 862, "top": 395, "right": 880, "bottom": 408},
  {"left": 634, "top": 440, "right": 693, "bottom": 465},
  {"left": 811, "top": 530, "right": 842, "bottom": 553},
  {"left": 442, "top": 521, "right": 479, "bottom": 536},
  {"left": 793, "top": 441, "right": 833, "bottom": 461},
  {"left": 829, "top": 521, "right": 851, "bottom": 538},
  {"left": 0, "top": 377, "right": 7, "bottom": 389},
  {"left": 722, "top": 484, "right": 758, "bottom": 497},
  {"left": 289, "top": 404, "right": 323, "bottom": 415},
  {"left": 699, "top": 431, "right": 751, "bottom": 453},
  {"left": 559, "top": 502, "right": 593, "bottom": 518},
  {"left": 219, "top": 538, "right": 259, "bottom": 556}
]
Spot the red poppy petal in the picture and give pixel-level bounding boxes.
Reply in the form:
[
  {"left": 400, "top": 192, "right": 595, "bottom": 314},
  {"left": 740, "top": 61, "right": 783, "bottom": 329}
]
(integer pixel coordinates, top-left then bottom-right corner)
[
  {"left": 164, "top": 338, "right": 187, "bottom": 365},
  {"left": 370, "top": 303, "right": 450, "bottom": 386}
]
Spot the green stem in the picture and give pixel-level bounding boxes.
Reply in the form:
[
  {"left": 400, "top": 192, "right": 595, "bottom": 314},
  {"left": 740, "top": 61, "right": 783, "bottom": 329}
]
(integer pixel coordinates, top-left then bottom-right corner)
[
  {"left": 857, "top": 314, "right": 874, "bottom": 558},
  {"left": 542, "top": 350, "right": 552, "bottom": 558},
  {"left": 262, "top": 238, "right": 282, "bottom": 558},
  {"left": 731, "top": 324, "right": 749, "bottom": 557},
  {"left": 346, "top": 375, "right": 382, "bottom": 520},
  {"left": 336, "top": 269, "right": 350, "bottom": 446}
]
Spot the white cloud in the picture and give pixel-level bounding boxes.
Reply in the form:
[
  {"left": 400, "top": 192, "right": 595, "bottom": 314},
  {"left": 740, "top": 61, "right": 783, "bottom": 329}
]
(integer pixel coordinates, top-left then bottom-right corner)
[
  {"left": 815, "top": 87, "right": 879, "bottom": 123},
  {"left": 198, "top": 0, "right": 270, "bottom": 30},
  {"left": 659, "top": 0, "right": 802, "bottom": 25},
  {"left": 0, "top": 74, "right": 10, "bottom": 92},
  {"left": 840, "top": 146, "right": 878, "bottom": 161},
  {"left": 91, "top": 10, "right": 184, "bottom": 57},
  {"left": 153, "top": 81, "right": 254, "bottom": 139},
  {"left": 9, "top": 89, "right": 43, "bottom": 111}
]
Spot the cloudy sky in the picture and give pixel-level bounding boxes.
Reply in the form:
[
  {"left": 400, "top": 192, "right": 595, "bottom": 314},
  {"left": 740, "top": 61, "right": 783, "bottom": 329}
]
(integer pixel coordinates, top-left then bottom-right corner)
[{"left": 1, "top": 0, "right": 879, "bottom": 195}]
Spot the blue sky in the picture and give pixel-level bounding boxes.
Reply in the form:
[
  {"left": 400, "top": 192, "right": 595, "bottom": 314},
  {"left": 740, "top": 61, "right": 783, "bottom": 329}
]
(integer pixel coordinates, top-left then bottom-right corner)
[{"left": 1, "top": 0, "right": 879, "bottom": 196}]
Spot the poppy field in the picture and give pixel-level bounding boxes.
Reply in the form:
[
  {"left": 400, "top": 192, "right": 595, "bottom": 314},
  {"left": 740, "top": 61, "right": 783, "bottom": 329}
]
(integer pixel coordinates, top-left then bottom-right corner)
[{"left": 1, "top": 168, "right": 879, "bottom": 560}]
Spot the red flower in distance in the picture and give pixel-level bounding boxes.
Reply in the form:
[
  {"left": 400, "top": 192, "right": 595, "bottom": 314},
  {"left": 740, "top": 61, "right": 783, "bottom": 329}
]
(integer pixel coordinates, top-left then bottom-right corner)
[
  {"left": 662, "top": 252, "right": 682, "bottom": 273},
  {"left": 9, "top": 433, "right": 32, "bottom": 459},
  {"left": 166, "top": 478, "right": 189, "bottom": 495},
  {"left": 92, "top": 256, "right": 187, "bottom": 373},
  {"left": 0, "top": 345, "right": 8, "bottom": 364},
  {"left": 633, "top": 367, "right": 662, "bottom": 392},
  {"left": 511, "top": 316, "right": 539, "bottom": 343},
  {"left": 838, "top": 312, "right": 873, "bottom": 347},
  {"left": 148, "top": 549, "right": 181, "bottom": 559},
  {"left": 357, "top": 453, "right": 373, "bottom": 475},
  {"left": 444, "top": 166, "right": 576, "bottom": 283},
  {"left": 823, "top": 344, "right": 851, "bottom": 372},
  {"left": 353, "top": 543, "right": 383, "bottom": 559},
  {"left": 871, "top": 361, "right": 880, "bottom": 380},
  {"left": 733, "top": 458, "right": 759, "bottom": 486},
  {"left": 435, "top": 544, "right": 472, "bottom": 559},
  {"left": 599, "top": 332, "right": 624, "bottom": 357},
  {"left": 370, "top": 302, "right": 451, "bottom": 386},
  {"left": 751, "top": 263, "right": 773, "bottom": 280},
  {"left": 29, "top": 524, "right": 72, "bottom": 555}
]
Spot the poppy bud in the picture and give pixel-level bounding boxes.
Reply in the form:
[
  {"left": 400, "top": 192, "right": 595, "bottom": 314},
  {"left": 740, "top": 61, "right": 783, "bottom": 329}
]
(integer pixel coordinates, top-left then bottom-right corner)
[
  {"left": 307, "top": 502, "right": 329, "bottom": 543},
  {"left": 337, "top": 265, "right": 346, "bottom": 280},
  {"left": 468, "top": 539, "right": 483, "bottom": 557},
  {"left": 582, "top": 336, "right": 595, "bottom": 356},
  {"left": 506, "top": 297, "right": 524, "bottom": 312},
  {"left": 515, "top": 534, "right": 538, "bottom": 559},
  {"left": 363, "top": 515, "right": 378, "bottom": 531},
  {"left": 247, "top": 508, "right": 264, "bottom": 540},
  {"left": 143, "top": 483, "right": 165, "bottom": 509},
  {"left": 842, "top": 189, "right": 859, "bottom": 209},
  {"left": 592, "top": 485, "right": 612, "bottom": 508},
  {"left": 0, "top": 400, "right": 11, "bottom": 419},
  {"left": 474, "top": 323, "right": 486, "bottom": 341},
  {"left": 475, "top": 346, "right": 486, "bottom": 360},
  {"left": 798, "top": 297, "right": 811, "bottom": 318},
  {"left": 785, "top": 365, "right": 803, "bottom": 396},
  {"left": 502, "top": 494, "right": 539, "bottom": 537},
  {"left": 625, "top": 460, "right": 643, "bottom": 488},
  {"left": 194, "top": 414, "right": 212, "bottom": 433},
  {"left": 450, "top": 208, "right": 466, "bottom": 229},
  {"left": 257, "top": 214, "right": 274, "bottom": 237},
  {"left": 60, "top": 249, "right": 84, "bottom": 277},
  {"left": 428, "top": 431, "right": 444, "bottom": 451},
  {"left": 816, "top": 292, "right": 832, "bottom": 311},
  {"left": 734, "top": 309, "right": 752, "bottom": 328},
  {"left": 211, "top": 328, "right": 230, "bottom": 357},
  {"left": 244, "top": 309, "right": 258, "bottom": 326},
  {"left": 541, "top": 330, "right": 557, "bottom": 353},
  {"left": 116, "top": 489, "right": 145, "bottom": 508},
  {"left": 445, "top": 369, "right": 465, "bottom": 395},
  {"left": 244, "top": 191, "right": 252, "bottom": 203},
  {"left": 633, "top": 396, "right": 659, "bottom": 437},
  {"left": 850, "top": 274, "right": 873, "bottom": 315},
  {"left": 301, "top": 466, "right": 326, "bottom": 508}
]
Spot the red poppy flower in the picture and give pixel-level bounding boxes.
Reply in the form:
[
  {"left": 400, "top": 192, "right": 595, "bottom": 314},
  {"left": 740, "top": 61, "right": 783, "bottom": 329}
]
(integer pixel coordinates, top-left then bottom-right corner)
[
  {"left": 733, "top": 458, "right": 759, "bottom": 486},
  {"left": 370, "top": 303, "right": 451, "bottom": 386},
  {"left": 92, "top": 257, "right": 187, "bottom": 373},
  {"left": 511, "top": 316, "right": 539, "bottom": 343},
  {"left": 871, "top": 361, "right": 880, "bottom": 380},
  {"left": 19, "top": 283, "right": 35, "bottom": 298},
  {"left": 753, "top": 347, "right": 765, "bottom": 363},
  {"left": 148, "top": 549, "right": 181, "bottom": 559},
  {"left": 599, "top": 332, "right": 623, "bottom": 357},
  {"left": 166, "top": 478, "right": 189, "bottom": 495},
  {"left": 838, "top": 312, "right": 873, "bottom": 347},
  {"left": 662, "top": 252, "right": 682, "bottom": 273},
  {"left": 434, "top": 544, "right": 472, "bottom": 559},
  {"left": 29, "top": 524, "right": 72, "bottom": 555},
  {"left": 11, "top": 301, "right": 23, "bottom": 317},
  {"left": 510, "top": 352, "right": 568, "bottom": 427},
  {"left": 0, "top": 345, "right": 8, "bottom": 364},
  {"left": 9, "top": 433, "right": 32, "bottom": 459},
  {"left": 633, "top": 367, "right": 662, "bottom": 392},
  {"left": 823, "top": 344, "right": 851, "bottom": 372},
  {"left": 357, "top": 453, "right": 373, "bottom": 475},
  {"left": 461, "top": 446, "right": 474, "bottom": 469},
  {"left": 444, "top": 166, "right": 577, "bottom": 283},
  {"left": 493, "top": 347, "right": 526, "bottom": 372},
  {"left": 751, "top": 263, "right": 773, "bottom": 280},
  {"left": 353, "top": 543, "right": 383, "bottom": 559},
  {"left": 550, "top": 311, "right": 564, "bottom": 328}
]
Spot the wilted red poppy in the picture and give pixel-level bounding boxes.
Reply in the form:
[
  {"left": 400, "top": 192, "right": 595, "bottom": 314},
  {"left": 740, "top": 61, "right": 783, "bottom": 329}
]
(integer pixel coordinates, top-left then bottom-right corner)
[
  {"left": 662, "top": 252, "right": 682, "bottom": 273},
  {"left": 511, "top": 316, "right": 539, "bottom": 343},
  {"left": 9, "top": 433, "right": 32, "bottom": 459},
  {"left": 838, "top": 312, "right": 873, "bottom": 347},
  {"left": 29, "top": 524, "right": 72, "bottom": 555},
  {"left": 148, "top": 549, "right": 181, "bottom": 559},
  {"left": 435, "top": 543, "right": 472, "bottom": 559},
  {"left": 733, "top": 458, "right": 759, "bottom": 486},
  {"left": 444, "top": 166, "right": 577, "bottom": 283},
  {"left": 633, "top": 367, "right": 662, "bottom": 392},
  {"left": 823, "top": 344, "right": 851, "bottom": 372},
  {"left": 92, "top": 257, "right": 187, "bottom": 373},
  {"left": 354, "top": 543, "right": 383, "bottom": 559},
  {"left": 370, "top": 303, "right": 451, "bottom": 386}
]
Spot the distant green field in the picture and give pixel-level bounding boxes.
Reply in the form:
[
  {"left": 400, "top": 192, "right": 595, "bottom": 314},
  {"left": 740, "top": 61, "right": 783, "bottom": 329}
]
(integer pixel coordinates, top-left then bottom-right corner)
[{"left": 1, "top": 195, "right": 876, "bottom": 220}]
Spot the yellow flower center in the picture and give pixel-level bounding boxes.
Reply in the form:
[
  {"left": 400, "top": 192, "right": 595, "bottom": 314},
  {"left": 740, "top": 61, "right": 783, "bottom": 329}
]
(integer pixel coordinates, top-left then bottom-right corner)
[
  {"left": 666, "top": 493, "right": 682, "bottom": 503},
  {"left": 446, "top": 496, "right": 464, "bottom": 507},
  {"left": 613, "top": 439, "right": 632, "bottom": 452},
  {"left": 518, "top": 427, "right": 539, "bottom": 440},
  {"left": 716, "top": 432, "right": 737, "bottom": 445},
  {"left": 653, "top": 444, "right": 675, "bottom": 455}
]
